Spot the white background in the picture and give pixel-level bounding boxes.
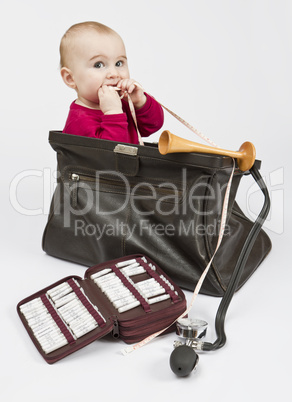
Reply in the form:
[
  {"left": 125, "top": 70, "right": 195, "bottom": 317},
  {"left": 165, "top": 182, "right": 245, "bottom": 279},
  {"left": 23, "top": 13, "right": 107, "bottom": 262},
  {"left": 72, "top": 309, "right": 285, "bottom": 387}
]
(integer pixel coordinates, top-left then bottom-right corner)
[{"left": 1, "top": 0, "right": 291, "bottom": 401}]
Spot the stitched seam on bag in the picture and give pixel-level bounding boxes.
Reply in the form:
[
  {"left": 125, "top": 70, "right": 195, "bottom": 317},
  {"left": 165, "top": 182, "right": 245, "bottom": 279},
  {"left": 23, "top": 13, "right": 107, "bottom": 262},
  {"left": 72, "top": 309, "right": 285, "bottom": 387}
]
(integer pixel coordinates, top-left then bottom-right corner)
[
  {"left": 137, "top": 155, "right": 233, "bottom": 171},
  {"left": 50, "top": 140, "right": 230, "bottom": 170},
  {"left": 51, "top": 142, "right": 116, "bottom": 153},
  {"left": 50, "top": 137, "right": 234, "bottom": 171}
]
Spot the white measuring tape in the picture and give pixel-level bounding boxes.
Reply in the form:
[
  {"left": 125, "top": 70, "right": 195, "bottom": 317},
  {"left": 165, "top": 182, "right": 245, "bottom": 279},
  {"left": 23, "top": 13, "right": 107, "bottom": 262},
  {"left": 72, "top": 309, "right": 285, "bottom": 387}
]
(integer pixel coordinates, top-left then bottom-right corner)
[
  {"left": 113, "top": 83, "right": 235, "bottom": 355},
  {"left": 113, "top": 82, "right": 219, "bottom": 148},
  {"left": 122, "top": 160, "right": 235, "bottom": 355}
]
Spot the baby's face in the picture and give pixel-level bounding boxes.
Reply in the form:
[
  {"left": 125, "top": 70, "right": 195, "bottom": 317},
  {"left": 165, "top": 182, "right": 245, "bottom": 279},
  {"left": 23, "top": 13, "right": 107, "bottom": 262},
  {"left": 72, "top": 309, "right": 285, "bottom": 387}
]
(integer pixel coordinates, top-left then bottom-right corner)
[{"left": 68, "top": 30, "right": 130, "bottom": 106}]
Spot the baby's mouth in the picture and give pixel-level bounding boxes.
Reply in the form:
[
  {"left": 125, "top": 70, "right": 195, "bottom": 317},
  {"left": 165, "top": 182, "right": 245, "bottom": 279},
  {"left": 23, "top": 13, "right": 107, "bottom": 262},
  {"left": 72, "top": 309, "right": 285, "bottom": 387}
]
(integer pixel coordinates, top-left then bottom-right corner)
[
  {"left": 107, "top": 85, "right": 126, "bottom": 98},
  {"left": 108, "top": 85, "right": 120, "bottom": 90},
  {"left": 106, "top": 81, "right": 119, "bottom": 88}
]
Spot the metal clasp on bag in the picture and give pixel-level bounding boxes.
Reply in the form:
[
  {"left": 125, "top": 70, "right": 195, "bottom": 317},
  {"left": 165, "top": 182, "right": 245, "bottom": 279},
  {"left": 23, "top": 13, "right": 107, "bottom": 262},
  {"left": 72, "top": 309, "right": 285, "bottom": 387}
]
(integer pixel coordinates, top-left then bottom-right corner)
[{"left": 114, "top": 144, "right": 138, "bottom": 156}]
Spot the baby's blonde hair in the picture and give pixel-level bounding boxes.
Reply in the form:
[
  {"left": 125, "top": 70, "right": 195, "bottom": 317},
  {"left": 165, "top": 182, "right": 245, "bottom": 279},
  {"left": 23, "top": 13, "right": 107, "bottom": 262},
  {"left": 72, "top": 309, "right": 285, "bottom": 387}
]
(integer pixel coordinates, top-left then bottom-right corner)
[{"left": 59, "top": 21, "right": 119, "bottom": 68}]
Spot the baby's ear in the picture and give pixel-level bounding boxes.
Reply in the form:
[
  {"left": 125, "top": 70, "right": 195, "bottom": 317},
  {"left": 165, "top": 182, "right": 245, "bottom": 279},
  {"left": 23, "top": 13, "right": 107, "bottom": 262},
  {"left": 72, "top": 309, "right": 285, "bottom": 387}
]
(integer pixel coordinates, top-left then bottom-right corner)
[{"left": 60, "top": 67, "right": 76, "bottom": 89}]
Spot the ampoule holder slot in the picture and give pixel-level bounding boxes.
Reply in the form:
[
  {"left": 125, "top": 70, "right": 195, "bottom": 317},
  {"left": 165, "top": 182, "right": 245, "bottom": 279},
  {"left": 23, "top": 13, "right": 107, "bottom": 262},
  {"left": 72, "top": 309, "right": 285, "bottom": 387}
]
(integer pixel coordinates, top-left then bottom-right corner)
[{"left": 17, "top": 254, "right": 186, "bottom": 364}]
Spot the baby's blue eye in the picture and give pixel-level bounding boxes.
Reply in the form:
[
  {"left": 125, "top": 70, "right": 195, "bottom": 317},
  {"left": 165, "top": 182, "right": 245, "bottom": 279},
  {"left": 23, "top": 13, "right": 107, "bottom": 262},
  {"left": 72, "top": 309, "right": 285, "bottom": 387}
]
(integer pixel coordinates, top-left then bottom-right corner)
[
  {"left": 116, "top": 60, "right": 123, "bottom": 67},
  {"left": 94, "top": 61, "right": 104, "bottom": 68}
]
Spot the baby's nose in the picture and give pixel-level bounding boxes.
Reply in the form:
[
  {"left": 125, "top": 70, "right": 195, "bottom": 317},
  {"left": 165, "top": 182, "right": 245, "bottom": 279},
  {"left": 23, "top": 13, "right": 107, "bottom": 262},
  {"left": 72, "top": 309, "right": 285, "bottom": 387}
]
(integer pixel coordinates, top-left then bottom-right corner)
[{"left": 106, "top": 66, "right": 119, "bottom": 78}]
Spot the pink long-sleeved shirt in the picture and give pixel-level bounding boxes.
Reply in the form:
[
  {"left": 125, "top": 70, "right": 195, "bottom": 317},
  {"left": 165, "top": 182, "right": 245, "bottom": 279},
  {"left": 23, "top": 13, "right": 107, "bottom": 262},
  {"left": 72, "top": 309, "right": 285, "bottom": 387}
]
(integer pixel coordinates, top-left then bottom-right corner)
[{"left": 63, "top": 93, "right": 164, "bottom": 144}]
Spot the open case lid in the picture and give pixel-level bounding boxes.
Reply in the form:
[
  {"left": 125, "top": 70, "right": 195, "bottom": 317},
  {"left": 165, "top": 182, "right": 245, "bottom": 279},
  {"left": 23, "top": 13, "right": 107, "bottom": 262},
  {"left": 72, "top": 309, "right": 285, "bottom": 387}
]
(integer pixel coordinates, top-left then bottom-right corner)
[
  {"left": 17, "top": 254, "right": 186, "bottom": 364},
  {"left": 17, "top": 275, "right": 115, "bottom": 364}
]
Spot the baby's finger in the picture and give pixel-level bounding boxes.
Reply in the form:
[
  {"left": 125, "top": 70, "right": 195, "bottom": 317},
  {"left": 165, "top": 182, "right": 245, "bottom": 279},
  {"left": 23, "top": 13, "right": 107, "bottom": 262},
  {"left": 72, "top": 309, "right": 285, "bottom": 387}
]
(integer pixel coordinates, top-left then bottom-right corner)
[
  {"left": 98, "top": 85, "right": 109, "bottom": 94},
  {"left": 117, "top": 78, "right": 133, "bottom": 91},
  {"left": 127, "top": 82, "right": 137, "bottom": 94},
  {"left": 116, "top": 79, "right": 125, "bottom": 89}
]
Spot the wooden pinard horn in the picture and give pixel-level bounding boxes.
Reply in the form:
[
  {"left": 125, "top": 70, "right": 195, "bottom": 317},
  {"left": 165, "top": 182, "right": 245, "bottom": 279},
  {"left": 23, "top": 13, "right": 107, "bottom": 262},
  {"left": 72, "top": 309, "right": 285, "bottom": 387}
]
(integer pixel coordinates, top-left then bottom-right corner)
[{"left": 158, "top": 130, "right": 256, "bottom": 172}]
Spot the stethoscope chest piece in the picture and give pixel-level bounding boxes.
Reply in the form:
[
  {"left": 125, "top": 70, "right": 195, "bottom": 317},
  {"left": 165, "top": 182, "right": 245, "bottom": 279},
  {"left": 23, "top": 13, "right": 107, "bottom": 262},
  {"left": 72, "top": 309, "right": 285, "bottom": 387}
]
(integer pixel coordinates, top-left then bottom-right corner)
[
  {"left": 170, "top": 318, "right": 208, "bottom": 377},
  {"left": 170, "top": 344, "right": 199, "bottom": 377},
  {"left": 176, "top": 318, "right": 208, "bottom": 339}
]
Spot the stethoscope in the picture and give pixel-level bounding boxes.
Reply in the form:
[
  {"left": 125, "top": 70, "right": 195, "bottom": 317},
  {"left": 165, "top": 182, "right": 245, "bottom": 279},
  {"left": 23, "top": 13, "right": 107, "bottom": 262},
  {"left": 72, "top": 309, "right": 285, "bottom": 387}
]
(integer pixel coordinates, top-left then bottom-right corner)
[
  {"left": 169, "top": 318, "right": 207, "bottom": 376},
  {"left": 168, "top": 162, "right": 270, "bottom": 377}
]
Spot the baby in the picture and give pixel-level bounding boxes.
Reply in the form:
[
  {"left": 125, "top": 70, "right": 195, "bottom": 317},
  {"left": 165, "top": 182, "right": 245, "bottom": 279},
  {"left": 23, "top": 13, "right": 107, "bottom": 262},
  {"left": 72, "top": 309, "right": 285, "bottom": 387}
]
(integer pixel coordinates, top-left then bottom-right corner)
[{"left": 59, "top": 21, "right": 164, "bottom": 144}]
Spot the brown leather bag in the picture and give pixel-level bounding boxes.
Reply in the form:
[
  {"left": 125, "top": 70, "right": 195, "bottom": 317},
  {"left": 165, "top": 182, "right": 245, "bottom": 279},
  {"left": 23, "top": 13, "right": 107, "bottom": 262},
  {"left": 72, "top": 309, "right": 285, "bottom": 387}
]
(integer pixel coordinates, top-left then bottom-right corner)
[{"left": 42, "top": 131, "right": 271, "bottom": 297}]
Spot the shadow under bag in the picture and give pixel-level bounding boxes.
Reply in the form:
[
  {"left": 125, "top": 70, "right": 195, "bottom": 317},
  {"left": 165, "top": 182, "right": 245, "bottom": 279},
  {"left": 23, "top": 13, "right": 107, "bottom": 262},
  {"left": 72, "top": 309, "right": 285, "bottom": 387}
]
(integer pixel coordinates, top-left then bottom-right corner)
[{"left": 42, "top": 131, "right": 271, "bottom": 297}]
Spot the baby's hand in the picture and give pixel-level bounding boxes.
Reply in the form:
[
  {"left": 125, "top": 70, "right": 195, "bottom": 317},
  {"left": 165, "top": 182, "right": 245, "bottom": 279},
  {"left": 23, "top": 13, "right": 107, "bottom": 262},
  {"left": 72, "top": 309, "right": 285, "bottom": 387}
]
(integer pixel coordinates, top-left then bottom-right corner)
[
  {"left": 98, "top": 85, "right": 123, "bottom": 115},
  {"left": 117, "top": 79, "right": 147, "bottom": 109}
]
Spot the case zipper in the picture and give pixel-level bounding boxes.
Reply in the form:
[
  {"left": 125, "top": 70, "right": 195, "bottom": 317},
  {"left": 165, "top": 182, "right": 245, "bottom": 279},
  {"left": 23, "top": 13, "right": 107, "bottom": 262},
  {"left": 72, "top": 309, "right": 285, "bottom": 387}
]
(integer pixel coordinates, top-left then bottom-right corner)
[
  {"left": 119, "top": 300, "right": 184, "bottom": 329},
  {"left": 112, "top": 318, "right": 120, "bottom": 339},
  {"left": 117, "top": 302, "right": 185, "bottom": 342},
  {"left": 118, "top": 314, "right": 178, "bottom": 342}
]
